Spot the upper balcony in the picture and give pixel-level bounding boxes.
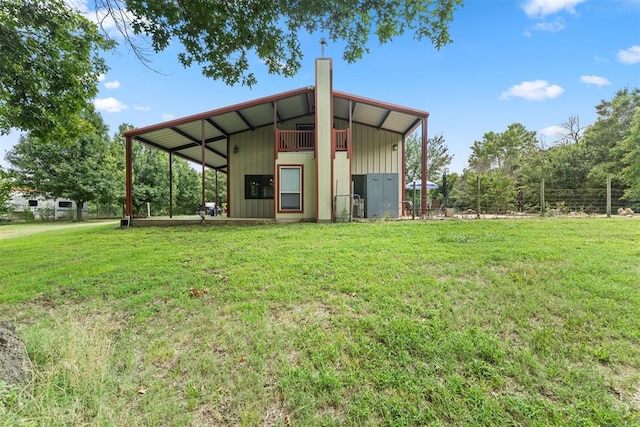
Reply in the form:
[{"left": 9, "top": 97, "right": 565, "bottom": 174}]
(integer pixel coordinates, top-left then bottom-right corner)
[{"left": 275, "top": 129, "right": 349, "bottom": 153}]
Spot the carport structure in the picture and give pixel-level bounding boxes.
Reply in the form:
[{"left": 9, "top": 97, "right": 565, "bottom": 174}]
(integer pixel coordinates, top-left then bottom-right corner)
[{"left": 123, "top": 60, "right": 430, "bottom": 222}]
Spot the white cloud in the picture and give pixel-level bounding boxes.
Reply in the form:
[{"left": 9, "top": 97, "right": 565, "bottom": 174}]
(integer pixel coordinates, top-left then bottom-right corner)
[
  {"left": 618, "top": 45, "right": 640, "bottom": 64},
  {"left": 500, "top": 80, "right": 564, "bottom": 101},
  {"left": 104, "top": 80, "right": 121, "bottom": 89},
  {"left": 540, "top": 125, "right": 564, "bottom": 138},
  {"left": 94, "top": 97, "right": 128, "bottom": 113},
  {"left": 134, "top": 105, "right": 151, "bottom": 112},
  {"left": 522, "top": 0, "right": 586, "bottom": 17},
  {"left": 580, "top": 75, "right": 611, "bottom": 86},
  {"left": 531, "top": 18, "right": 565, "bottom": 32},
  {"left": 97, "top": 73, "right": 106, "bottom": 82},
  {"left": 161, "top": 113, "right": 175, "bottom": 121}
]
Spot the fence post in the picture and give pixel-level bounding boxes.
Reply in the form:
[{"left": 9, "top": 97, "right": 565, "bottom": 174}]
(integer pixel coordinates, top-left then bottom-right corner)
[
  {"left": 476, "top": 176, "right": 481, "bottom": 219},
  {"left": 540, "top": 178, "right": 545, "bottom": 216},
  {"left": 607, "top": 175, "right": 611, "bottom": 218}
]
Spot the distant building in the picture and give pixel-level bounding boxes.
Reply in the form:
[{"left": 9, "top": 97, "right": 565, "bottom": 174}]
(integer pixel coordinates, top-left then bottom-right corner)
[{"left": 9, "top": 188, "right": 86, "bottom": 220}]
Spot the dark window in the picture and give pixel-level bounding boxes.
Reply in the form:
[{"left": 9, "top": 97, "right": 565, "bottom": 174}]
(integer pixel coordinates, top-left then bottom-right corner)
[
  {"left": 28, "top": 200, "right": 38, "bottom": 207},
  {"left": 58, "top": 201, "right": 72, "bottom": 208},
  {"left": 245, "top": 175, "right": 274, "bottom": 199}
]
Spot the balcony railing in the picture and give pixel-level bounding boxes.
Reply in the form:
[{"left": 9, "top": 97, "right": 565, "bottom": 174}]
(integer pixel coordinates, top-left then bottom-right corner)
[
  {"left": 276, "top": 129, "right": 350, "bottom": 153},
  {"left": 334, "top": 129, "right": 348, "bottom": 152},
  {"left": 277, "top": 130, "right": 315, "bottom": 152}
]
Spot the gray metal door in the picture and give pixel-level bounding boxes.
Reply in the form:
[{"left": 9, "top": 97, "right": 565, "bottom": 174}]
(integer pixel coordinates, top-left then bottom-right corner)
[{"left": 366, "top": 173, "right": 398, "bottom": 218}]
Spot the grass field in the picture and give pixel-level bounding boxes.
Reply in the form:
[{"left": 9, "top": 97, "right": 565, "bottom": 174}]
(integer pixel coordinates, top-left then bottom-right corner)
[{"left": 0, "top": 219, "right": 639, "bottom": 426}]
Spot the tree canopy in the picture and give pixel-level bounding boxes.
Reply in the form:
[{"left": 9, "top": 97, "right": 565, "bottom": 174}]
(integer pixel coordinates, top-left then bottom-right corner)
[
  {"left": 5, "top": 107, "right": 113, "bottom": 220},
  {"left": 405, "top": 133, "right": 453, "bottom": 184},
  {"left": 1, "top": 0, "right": 462, "bottom": 138},
  {"left": 0, "top": 0, "right": 113, "bottom": 140},
  {"left": 100, "top": 0, "right": 463, "bottom": 86},
  {"left": 451, "top": 88, "right": 640, "bottom": 214},
  {"left": 468, "top": 123, "right": 537, "bottom": 176},
  {"left": 0, "top": 167, "right": 12, "bottom": 215},
  {"left": 110, "top": 124, "right": 204, "bottom": 216},
  {"left": 622, "top": 107, "right": 640, "bottom": 200}
]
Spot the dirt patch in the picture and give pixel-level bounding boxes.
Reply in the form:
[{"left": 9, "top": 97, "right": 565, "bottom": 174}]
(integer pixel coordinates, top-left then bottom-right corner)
[
  {"left": 0, "top": 220, "right": 118, "bottom": 240},
  {"left": 0, "top": 320, "right": 32, "bottom": 386}
]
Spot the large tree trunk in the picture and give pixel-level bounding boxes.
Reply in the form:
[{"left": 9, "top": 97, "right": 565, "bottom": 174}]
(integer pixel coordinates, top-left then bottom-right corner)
[{"left": 76, "top": 200, "right": 84, "bottom": 221}]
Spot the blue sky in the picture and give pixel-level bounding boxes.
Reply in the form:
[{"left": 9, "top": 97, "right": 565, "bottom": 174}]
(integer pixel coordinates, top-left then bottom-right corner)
[{"left": 1, "top": 0, "right": 639, "bottom": 173}]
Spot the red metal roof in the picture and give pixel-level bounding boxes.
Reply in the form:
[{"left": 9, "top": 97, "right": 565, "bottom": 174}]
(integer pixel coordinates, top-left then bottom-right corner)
[{"left": 124, "top": 87, "right": 429, "bottom": 172}]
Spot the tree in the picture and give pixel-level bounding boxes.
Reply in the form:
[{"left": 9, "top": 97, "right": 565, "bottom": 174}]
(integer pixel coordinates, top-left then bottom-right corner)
[
  {"left": 205, "top": 169, "right": 228, "bottom": 209},
  {"left": 554, "top": 115, "right": 584, "bottom": 146},
  {"left": 463, "top": 123, "right": 537, "bottom": 212},
  {"left": 468, "top": 123, "right": 537, "bottom": 176},
  {"left": 0, "top": 167, "right": 13, "bottom": 215},
  {"left": 622, "top": 107, "right": 640, "bottom": 200},
  {"left": 173, "top": 160, "right": 201, "bottom": 215},
  {"left": 405, "top": 133, "right": 453, "bottom": 183},
  {"left": 111, "top": 124, "right": 221, "bottom": 216},
  {"left": 0, "top": 0, "right": 113, "bottom": 140},
  {"left": 110, "top": 124, "right": 170, "bottom": 215},
  {"left": 98, "top": 0, "right": 463, "bottom": 86},
  {"left": 5, "top": 107, "right": 113, "bottom": 220},
  {"left": 582, "top": 87, "right": 640, "bottom": 190}
]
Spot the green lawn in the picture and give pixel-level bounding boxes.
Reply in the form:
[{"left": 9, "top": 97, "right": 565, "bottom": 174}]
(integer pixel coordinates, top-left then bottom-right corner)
[{"left": 1, "top": 219, "right": 639, "bottom": 426}]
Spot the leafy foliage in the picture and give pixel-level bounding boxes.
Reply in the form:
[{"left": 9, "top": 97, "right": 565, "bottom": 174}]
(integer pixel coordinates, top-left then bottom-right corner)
[
  {"left": 110, "top": 125, "right": 169, "bottom": 215},
  {"left": 205, "top": 169, "right": 227, "bottom": 209},
  {"left": 5, "top": 107, "right": 112, "bottom": 220},
  {"left": 111, "top": 124, "right": 207, "bottom": 215},
  {"left": 0, "top": 167, "right": 13, "bottom": 214},
  {"left": 622, "top": 107, "right": 640, "bottom": 200},
  {"left": 459, "top": 123, "right": 537, "bottom": 212},
  {"left": 405, "top": 133, "right": 453, "bottom": 183},
  {"left": 468, "top": 123, "right": 537, "bottom": 176},
  {"left": 0, "top": 0, "right": 113, "bottom": 139},
  {"left": 582, "top": 87, "right": 640, "bottom": 191},
  {"left": 172, "top": 160, "right": 201, "bottom": 215},
  {"left": 102, "top": 0, "right": 463, "bottom": 86}
]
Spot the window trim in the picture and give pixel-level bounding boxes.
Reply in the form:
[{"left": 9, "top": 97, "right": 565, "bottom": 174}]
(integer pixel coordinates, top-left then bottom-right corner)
[{"left": 277, "top": 165, "right": 303, "bottom": 213}]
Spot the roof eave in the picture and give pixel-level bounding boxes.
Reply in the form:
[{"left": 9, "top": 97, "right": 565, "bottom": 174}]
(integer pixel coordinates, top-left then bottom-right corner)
[
  {"left": 333, "top": 90, "right": 430, "bottom": 119},
  {"left": 124, "top": 86, "right": 315, "bottom": 138}
]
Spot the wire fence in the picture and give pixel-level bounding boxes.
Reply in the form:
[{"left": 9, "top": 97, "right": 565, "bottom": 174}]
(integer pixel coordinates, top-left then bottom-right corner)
[{"left": 442, "top": 177, "right": 639, "bottom": 218}]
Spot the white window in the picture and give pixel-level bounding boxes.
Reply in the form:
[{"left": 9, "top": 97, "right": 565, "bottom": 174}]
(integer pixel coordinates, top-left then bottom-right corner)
[{"left": 279, "top": 166, "right": 302, "bottom": 211}]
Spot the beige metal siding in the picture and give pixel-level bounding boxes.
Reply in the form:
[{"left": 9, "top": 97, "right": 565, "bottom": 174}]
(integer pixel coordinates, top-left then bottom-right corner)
[
  {"left": 229, "top": 126, "right": 275, "bottom": 218},
  {"left": 350, "top": 123, "right": 402, "bottom": 176}
]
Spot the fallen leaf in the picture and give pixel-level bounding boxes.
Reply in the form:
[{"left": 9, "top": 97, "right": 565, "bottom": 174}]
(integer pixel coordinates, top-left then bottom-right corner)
[
  {"left": 285, "top": 414, "right": 290, "bottom": 425},
  {"left": 137, "top": 385, "right": 147, "bottom": 395}
]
